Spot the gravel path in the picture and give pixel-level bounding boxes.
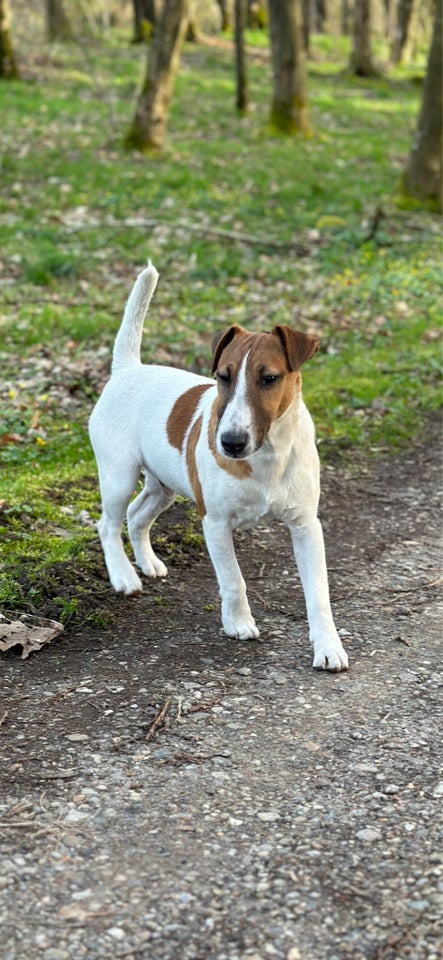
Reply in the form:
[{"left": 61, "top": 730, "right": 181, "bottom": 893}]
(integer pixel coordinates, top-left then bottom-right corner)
[{"left": 1, "top": 424, "right": 442, "bottom": 960}]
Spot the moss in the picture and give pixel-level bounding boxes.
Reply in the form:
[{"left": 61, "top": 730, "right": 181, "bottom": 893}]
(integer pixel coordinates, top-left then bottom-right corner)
[
  {"left": 123, "top": 122, "right": 162, "bottom": 155},
  {"left": 396, "top": 171, "right": 442, "bottom": 214},
  {"left": 0, "top": 34, "right": 20, "bottom": 80}
]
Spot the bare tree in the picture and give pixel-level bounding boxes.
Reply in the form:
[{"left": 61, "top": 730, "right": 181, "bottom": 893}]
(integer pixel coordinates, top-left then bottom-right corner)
[
  {"left": 124, "top": 0, "right": 190, "bottom": 152},
  {"left": 0, "top": 0, "right": 19, "bottom": 78},
  {"left": 234, "top": 0, "right": 248, "bottom": 114},
  {"left": 403, "top": 5, "right": 442, "bottom": 210},
  {"left": 268, "top": 0, "right": 309, "bottom": 134},
  {"left": 350, "top": 0, "right": 379, "bottom": 76}
]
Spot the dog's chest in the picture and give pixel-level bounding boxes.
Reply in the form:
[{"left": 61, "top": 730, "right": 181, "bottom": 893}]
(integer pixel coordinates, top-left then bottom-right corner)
[{"left": 228, "top": 467, "right": 298, "bottom": 530}]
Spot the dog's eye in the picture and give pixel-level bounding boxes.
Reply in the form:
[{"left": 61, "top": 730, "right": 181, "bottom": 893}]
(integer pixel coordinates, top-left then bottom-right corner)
[
  {"left": 261, "top": 374, "right": 280, "bottom": 387},
  {"left": 216, "top": 370, "right": 230, "bottom": 385}
]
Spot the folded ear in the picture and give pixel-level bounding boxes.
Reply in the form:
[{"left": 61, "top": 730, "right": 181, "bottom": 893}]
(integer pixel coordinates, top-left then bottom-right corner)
[
  {"left": 272, "top": 325, "right": 319, "bottom": 371},
  {"left": 211, "top": 324, "right": 247, "bottom": 373}
]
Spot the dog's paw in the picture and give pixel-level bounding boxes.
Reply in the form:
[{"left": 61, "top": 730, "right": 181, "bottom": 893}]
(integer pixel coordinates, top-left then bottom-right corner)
[
  {"left": 111, "top": 567, "right": 143, "bottom": 595},
  {"left": 312, "top": 637, "right": 349, "bottom": 672},
  {"left": 223, "top": 614, "right": 260, "bottom": 641},
  {"left": 138, "top": 557, "right": 168, "bottom": 578}
]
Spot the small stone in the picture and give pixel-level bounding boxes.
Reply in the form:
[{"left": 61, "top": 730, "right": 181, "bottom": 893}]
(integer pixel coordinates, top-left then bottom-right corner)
[
  {"left": 384, "top": 784, "right": 400, "bottom": 795},
  {"left": 0, "top": 877, "right": 13, "bottom": 888},
  {"left": 63, "top": 809, "right": 90, "bottom": 823},
  {"left": 287, "top": 950, "right": 301, "bottom": 960},
  {"left": 432, "top": 780, "right": 443, "bottom": 797},
  {"left": 43, "top": 950, "right": 70, "bottom": 960},
  {"left": 356, "top": 827, "right": 382, "bottom": 842},
  {"left": 66, "top": 733, "right": 89, "bottom": 742},
  {"left": 408, "top": 899, "right": 429, "bottom": 912},
  {"left": 107, "top": 926, "right": 126, "bottom": 940},
  {"left": 237, "top": 667, "right": 252, "bottom": 676},
  {"left": 257, "top": 810, "right": 280, "bottom": 822}
]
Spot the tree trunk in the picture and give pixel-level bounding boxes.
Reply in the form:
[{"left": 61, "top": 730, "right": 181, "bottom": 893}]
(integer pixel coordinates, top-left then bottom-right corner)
[
  {"left": 403, "top": 6, "right": 442, "bottom": 210},
  {"left": 350, "top": 0, "right": 379, "bottom": 76},
  {"left": 46, "top": 0, "right": 73, "bottom": 42},
  {"left": 302, "top": 0, "right": 310, "bottom": 52},
  {"left": 341, "top": 0, "right": 351, "bottom": 34},
  {"left": 124, "top": 0, "right": 190, "bottom": 152},
  {"left": 132, "top": 0, "right": 157, "bottom": 43},
  {"left": 216, "top": 0, "right": 230, "bottom": 32},
  {"left": 268, "top": 0, "right": 310, "bottom": 135},
  {"left": 391, "top": 0, "right": 417, "bottom": 64},
  {"left": 0, "top": 0, "right": 19, "bottom": 78},
  {"left": 247, "top": 1, "right": 268, "bottom": 29},
  {"left": 235, "top": 0, "right": 248, "bottom": 113},
  {"left": 317, "top": 0, "right": 327, "bottom": 31}
]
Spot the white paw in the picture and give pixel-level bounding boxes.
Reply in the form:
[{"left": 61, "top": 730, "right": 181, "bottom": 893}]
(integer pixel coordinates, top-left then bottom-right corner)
[
  {"left": 110, "top": 566, "right": 143, "bottom": 595},
  {"left": 223, "top": 613, "right": 260, "bottom": 641},
  {"left": 313, "top": 637, "right": 349, "bottom": 672},
  {"left": 138, "top": 556, "right": 168, "bottom": 578}
]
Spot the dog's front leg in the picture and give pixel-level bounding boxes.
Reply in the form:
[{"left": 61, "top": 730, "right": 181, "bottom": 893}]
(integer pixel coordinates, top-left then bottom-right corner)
[
  {"left": 202, "top": 516, "right": 259, "bottom": 640},
  {"left": 289, "top": 518, "right": 348, "bottom": 671}
]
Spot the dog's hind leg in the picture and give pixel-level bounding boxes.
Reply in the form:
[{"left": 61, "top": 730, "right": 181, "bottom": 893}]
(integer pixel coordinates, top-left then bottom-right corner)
[
  {"left": 127, "top": 471, "right": 175, "bottom": 578},
  {"left": 97, "top": 463, "right": 144, "bottom": 595}
]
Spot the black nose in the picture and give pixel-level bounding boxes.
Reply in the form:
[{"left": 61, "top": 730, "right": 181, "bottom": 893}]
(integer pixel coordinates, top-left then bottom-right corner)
[{"left": 221, "top": 432, "right": 248, "bottom": 457}]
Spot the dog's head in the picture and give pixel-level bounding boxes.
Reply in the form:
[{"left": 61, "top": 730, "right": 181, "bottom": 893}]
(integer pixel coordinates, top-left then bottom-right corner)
[{"left": 211, "top": 324, "right": 319, "bottom": 459}]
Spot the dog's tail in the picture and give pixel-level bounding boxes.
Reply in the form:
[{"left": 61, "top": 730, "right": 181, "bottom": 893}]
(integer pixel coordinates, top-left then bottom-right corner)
[{"left": 112, "top": 262, "right": 159, "bottom": 374}]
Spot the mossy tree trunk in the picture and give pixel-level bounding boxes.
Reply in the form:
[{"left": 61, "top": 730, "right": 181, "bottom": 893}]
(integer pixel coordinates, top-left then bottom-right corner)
[
  {"left": 0, "top": 0, "right": 19, "bottom": 79},
  {"left": 301, "top": 0, "right": 310, "bottom": 52},
  {"left": 350, "top": 0, "right": 379, "bottom": 76},
  {"left": 216, "top": 0, "right": 230, "bottom": 32},
  {"left": 132, "top": 0, "right": 158, "bottom": 43},
  {"left": 125, "top": 0, "right": 190, "bottom": 152},
  {"left": 234, "top": 0, "right": 248, "bottom": 114},
  {"left": 268, "top": 0, "right": 310, "bottom": 135},
  {"left": 46, "top": 0, "right": 73, "bottom": 42},
  {"left": 391, "top": 0, "right": 417, "bottom": 64},
  {"left": 403, "top": 6, "right": 442, "bottom": 211}
]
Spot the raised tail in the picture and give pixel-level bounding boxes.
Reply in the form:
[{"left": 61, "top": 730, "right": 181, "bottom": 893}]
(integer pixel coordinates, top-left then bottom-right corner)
[{"left": 112, "top": 262, "right": 159, "bottom": 373}]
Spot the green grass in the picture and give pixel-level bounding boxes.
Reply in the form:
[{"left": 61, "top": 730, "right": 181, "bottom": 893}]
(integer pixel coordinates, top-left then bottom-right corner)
[{"left": 0, "top": 30, "right": 441, "bottom": 617}]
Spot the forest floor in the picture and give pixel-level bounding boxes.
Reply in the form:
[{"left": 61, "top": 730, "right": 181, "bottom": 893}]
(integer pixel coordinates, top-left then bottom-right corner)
[{"left": 1, "top": 413, "right": 442, "bottom": 960}]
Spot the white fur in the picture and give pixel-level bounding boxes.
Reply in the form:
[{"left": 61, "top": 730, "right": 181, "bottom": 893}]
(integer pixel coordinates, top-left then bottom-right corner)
[
  {"left": 89, "top": 264, "right": 348, "bottom": 671},
  {"left": 216, "top": 352, "right": 256, "bottom": 457}
]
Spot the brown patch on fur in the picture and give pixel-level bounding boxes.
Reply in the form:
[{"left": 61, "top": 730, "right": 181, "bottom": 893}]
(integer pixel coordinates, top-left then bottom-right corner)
[
  {"left": 271, "top": 325, "right": 319, "bottom": 370},
  {"left": 208, "top": 406, "right": 252, "bottom": 478},
  {"left": 167, "top": 384, "right": 212, "bottom": 451},
  {"left": 185, "top": 416, "right": 206, "bottom": 516},
  {"left": 244, "top": 335, "right": 301, "bottom": 444},
  {"left": 211, "top": 325, "right": 252, "bottom": 373}
]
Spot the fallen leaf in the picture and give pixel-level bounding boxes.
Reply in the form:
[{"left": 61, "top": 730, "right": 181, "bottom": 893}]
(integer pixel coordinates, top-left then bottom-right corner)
[
  {"left": 0, "top": 614, "right": 63, "bottom": 659},
  {"left": 1, "top": 433, "right": 23, "bottom": 446}
]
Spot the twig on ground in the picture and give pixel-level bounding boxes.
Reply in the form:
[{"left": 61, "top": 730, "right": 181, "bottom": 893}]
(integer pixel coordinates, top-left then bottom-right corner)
[
  {"left": 186, "top": 697, "right": 222, "bottom": 714},
  {"left": 144, "top": 699, "right": 171, "bottom": 741},
  {"left": 361, "top": 205, "right": 385, "bottom": 243}
]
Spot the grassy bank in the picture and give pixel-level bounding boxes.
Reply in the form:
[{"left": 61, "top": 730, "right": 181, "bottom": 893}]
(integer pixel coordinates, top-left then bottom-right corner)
[{"left": 0, "top": 32, "right": 441, "bottom": 619}]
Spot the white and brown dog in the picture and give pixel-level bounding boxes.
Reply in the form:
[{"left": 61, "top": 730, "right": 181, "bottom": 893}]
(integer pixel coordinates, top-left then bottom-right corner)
[{"left": 89, "top": 263, "right": 348, "bottom": 671}]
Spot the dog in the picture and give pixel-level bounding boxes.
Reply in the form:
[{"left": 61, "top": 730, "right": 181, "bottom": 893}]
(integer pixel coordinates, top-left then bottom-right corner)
[{"left": 89, "top": 263, "right": 348, "bottom": 671}]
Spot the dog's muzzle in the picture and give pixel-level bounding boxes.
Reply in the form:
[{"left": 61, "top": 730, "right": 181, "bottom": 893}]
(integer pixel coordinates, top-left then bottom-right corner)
[{"left": 220, "top": 431, "right": 249, "bottom": 458}]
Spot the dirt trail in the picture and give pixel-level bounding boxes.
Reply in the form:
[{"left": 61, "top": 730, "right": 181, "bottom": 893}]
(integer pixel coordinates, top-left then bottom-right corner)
[{"left": 1, "top": 420, "right": 442, "bottom": 960}]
